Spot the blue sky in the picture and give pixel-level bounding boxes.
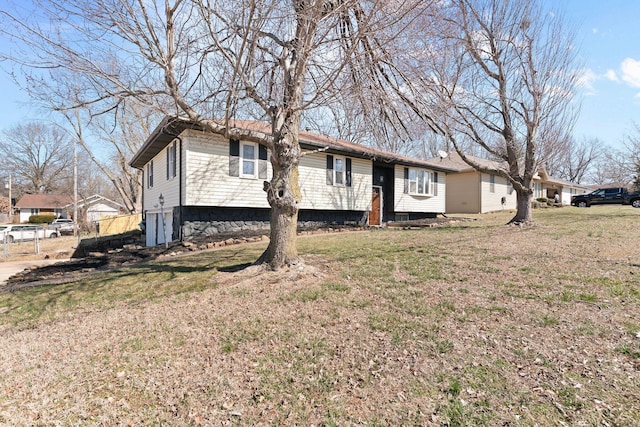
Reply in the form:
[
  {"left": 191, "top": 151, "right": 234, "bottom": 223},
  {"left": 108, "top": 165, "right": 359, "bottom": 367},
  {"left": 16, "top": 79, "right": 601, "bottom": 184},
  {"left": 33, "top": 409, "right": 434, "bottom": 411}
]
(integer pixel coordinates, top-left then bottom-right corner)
[
  {"left": 556, "top": 0, "right": 640, "bottom": 151},
  {"left": 0, "top": 1, "right": 638, "bottom": 153}
]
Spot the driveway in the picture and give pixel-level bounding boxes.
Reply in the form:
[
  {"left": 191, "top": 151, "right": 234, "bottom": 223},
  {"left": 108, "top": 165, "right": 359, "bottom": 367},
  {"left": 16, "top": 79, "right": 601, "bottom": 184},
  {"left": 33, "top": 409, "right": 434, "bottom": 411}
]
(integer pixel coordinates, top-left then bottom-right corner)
[{"left": 0, "top": 259, "right": 69, "bottom": 286}]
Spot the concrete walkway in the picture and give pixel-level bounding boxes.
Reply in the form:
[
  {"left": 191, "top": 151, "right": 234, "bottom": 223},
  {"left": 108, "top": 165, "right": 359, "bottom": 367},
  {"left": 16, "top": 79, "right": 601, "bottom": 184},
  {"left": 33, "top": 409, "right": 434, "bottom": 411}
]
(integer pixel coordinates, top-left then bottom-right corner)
[{"left": 0, "top": 259, "right": 69, "bottom": 286}]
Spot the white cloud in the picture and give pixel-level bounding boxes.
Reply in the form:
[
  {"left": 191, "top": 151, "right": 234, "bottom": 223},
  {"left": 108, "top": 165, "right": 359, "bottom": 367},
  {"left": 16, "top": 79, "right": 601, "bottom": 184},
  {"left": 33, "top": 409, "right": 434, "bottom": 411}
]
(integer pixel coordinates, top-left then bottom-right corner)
[
  {"left": 605, "top": 69, "right": 619, "bottom": 82},
  {"left": 620, "top": 58, "right": 640, "bottom": 88}
]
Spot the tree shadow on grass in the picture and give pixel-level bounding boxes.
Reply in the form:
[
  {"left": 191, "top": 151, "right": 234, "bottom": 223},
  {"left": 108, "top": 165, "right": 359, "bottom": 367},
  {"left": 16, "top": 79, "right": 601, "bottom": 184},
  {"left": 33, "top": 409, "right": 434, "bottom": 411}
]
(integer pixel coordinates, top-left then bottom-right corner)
[{"left": 218, "top": 263, "right": 254, "bottom": 273}]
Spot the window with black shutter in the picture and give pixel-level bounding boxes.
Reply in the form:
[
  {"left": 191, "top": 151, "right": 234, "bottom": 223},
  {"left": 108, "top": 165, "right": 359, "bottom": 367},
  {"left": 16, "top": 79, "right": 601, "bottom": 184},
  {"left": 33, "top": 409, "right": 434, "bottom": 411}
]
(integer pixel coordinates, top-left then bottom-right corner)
[{"left": 326, "top": 155, "right": 334, "bottom": 185}]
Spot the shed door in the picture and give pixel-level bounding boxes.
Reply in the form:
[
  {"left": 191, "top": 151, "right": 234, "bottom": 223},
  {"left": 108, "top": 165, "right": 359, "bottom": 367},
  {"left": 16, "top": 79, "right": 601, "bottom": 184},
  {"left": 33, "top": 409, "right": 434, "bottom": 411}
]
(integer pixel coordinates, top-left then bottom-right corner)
[{"left": 370, "top": 187, "right": 382, "bottom": 226}]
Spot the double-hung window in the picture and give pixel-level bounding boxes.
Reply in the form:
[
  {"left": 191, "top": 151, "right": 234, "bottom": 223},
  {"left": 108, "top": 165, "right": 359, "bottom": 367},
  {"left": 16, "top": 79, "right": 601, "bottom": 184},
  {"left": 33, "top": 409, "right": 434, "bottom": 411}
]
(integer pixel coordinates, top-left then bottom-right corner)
[
  {"left": 326, "top": 155, "right": 352, "bottom": 187},
  {"left": 147, "top": 160, "right": 154, "bottom": 189},
  {"left": 241, "top": 142, "right": 257, "bottom": 178},
  {"left": 404, "top": 167, "right": 438, "bottom": 196},
  {"left": 489, "top": 174, "right": 495, "bottom": 193},
  {"left": 166, "top": 141, "right": 177, "bottom": 179}
]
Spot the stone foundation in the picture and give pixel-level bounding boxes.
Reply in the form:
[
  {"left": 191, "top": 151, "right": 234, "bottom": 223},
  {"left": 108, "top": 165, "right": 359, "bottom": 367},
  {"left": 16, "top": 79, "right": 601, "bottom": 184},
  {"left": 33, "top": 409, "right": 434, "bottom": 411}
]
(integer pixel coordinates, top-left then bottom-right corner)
[{"left": 180, "top": 206, "right": 368, "bottom": 240}]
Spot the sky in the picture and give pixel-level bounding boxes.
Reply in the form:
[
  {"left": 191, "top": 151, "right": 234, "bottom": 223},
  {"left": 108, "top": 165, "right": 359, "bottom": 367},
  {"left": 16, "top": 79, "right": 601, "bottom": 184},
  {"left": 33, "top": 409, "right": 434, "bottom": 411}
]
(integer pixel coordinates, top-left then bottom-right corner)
[
  {"left": 556, "top": 0, "right": 640, "bottom": 151},
  {"left": 0, "top": 1, "right": 638, "bottom": 153}
]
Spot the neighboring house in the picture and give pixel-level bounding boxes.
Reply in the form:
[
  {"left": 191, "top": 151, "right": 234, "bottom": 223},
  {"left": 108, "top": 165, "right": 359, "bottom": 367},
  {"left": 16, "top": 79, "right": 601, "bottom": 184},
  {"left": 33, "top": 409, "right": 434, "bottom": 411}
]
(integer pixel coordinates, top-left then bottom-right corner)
[
  {"left": 14, "top": 194, "right": 73, "bottom": 223},
  {"left": 130, "top": 117, "right": 457, "bottom": 247},
  {"left": 62, "top": 194, "right": 124, "bottom": 224},
  {"left": 424, "top": 152, "right": 518, "bottom": 214},
  {"left": 424, "top": 152, "right": 589, "bottom": 214},
  {"left": 532, "top": 170, "right": 590, "bottom": 206}
]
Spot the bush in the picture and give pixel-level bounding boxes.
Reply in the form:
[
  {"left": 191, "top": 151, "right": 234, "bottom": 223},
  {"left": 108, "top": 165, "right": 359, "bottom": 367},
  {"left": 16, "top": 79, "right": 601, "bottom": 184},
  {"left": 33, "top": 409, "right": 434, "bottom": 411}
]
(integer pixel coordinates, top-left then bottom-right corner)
[
  {"left": 29, "top": 214, "right": 56, "bottom": 224},
  {"left": 536, "top": 197, "right": 548, "bottom": 203}
]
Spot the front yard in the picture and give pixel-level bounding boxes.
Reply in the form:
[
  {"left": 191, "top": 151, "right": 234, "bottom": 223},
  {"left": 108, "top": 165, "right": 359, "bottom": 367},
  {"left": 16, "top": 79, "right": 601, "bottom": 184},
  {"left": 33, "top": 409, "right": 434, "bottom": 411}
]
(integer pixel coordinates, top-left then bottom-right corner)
[{"left": 0, "top": 206, "right": 639, "bottom": 425}]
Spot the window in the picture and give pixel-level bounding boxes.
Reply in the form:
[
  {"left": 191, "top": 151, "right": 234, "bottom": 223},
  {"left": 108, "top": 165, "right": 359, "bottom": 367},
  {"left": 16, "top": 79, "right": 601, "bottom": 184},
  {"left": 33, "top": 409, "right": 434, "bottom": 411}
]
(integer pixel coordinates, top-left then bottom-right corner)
[
  {"left": 147, "top": 160, "right": 154, "bottom": 188},
  {"left": 404, "top": 168, "right": 437, "bottom": 196},
  {"left": 241, "top": 142, "right": 256, "bottom": 177},
  {"left": 326, "top": 155, "right": 352, "bottom": 186},
  {"left": 166, "top": 141, "right": 177, "bottom": 179},
  {"left": 534, "top": 182, "right": 543, "bottom": 198},
  {"left": 229, "top": 140, "right": 268, "bottom": 179},
  {"left": 334, "top": 157, "right": 345, "bottom": 185},
  {"left": 489, "top": 175, "right": 495, "bottom": 193}
]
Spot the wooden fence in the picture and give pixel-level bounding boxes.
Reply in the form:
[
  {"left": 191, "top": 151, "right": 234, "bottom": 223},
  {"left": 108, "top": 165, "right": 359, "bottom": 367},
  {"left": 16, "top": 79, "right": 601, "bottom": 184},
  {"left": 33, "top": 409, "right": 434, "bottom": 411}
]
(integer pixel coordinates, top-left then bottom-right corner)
[{"left": 98, "top": 213, "right": 142, "bottom": 236}]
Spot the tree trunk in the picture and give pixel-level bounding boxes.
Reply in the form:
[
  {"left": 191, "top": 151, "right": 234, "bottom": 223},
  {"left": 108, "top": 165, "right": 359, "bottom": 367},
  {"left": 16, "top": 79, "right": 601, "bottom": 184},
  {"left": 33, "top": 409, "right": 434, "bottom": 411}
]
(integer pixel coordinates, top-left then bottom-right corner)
[
  {"left": 509, "top": 187, "right": 534, "bottom": 225},
  {"left": 256, "top": 127, "right": 302, "bottom": 270}
]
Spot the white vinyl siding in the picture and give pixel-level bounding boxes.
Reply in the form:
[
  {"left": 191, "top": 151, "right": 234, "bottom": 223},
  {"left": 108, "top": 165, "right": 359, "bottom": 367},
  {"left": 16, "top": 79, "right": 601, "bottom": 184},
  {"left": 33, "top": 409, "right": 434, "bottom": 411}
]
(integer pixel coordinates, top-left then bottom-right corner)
[
  {"left": 183, "top": 131, "right": 270, "bottom": 208},
  {"left": 394, "top": 165, "right": 445, "bottom": 213},
  {"left": 144, "top": 140, "right": 181, "bottom": 212},
  {"left": 299, "top": 153, "right": 371, "bottom": 211}
]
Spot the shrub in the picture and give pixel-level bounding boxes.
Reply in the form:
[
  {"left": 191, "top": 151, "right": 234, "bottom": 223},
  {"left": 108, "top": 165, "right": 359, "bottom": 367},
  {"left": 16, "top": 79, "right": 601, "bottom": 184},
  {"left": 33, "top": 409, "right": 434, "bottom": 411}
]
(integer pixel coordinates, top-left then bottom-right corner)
[
  {"left": 536, "top": 197, "right": 548, "bottom": 203},
  {"left": 29, "top": 214, "right": 56, "bottom": 224}
]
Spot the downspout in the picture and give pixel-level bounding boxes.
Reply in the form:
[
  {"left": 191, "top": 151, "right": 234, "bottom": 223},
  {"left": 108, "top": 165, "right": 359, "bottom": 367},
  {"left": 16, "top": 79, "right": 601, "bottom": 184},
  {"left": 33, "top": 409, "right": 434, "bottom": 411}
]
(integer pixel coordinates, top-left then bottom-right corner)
[{"left": 141, "top": 169, "right": 145, "bottom": 234}]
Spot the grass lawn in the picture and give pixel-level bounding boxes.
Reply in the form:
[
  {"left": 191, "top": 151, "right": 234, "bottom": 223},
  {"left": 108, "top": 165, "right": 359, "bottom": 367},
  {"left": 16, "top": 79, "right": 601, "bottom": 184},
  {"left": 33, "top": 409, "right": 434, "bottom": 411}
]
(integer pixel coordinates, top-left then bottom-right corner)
[{"left": 0, "top": 206, "right": 639, "bottom": 425}]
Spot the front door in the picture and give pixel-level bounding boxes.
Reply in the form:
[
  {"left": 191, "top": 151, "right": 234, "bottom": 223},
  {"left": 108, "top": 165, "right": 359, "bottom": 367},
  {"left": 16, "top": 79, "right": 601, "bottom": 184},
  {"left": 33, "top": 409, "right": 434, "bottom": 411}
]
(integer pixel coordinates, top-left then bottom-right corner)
[{"left": 370, "top": 186, "right": 382, "bottom": 226}]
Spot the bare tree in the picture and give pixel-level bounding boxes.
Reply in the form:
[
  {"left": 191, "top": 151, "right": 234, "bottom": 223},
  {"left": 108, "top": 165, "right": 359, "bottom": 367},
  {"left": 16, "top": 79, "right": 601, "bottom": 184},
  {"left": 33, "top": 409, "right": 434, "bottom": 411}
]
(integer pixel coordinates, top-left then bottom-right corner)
[
  {"left": 417, "top": 0, "right": 579, "bottom": 224},
  {"left": 544, "top": 136, "right": 603, "bottom": 184},
  {"left": 624, "top": 122, "right": 640, "bottom": 190},
  {"left": 588, "top": 149, "right": 629, "bottom": 186},
  {"left": 0, "top": 122, "right": 74, "bottom": 195},
  {"left": 587, "top": 123, "right": 640, "bottom": 187},
  {"left": 1, "top": 0, "right": 439, "bottom": 269},
  {"left": 60, "top": 105, "right": 155, "bottom": 214}
]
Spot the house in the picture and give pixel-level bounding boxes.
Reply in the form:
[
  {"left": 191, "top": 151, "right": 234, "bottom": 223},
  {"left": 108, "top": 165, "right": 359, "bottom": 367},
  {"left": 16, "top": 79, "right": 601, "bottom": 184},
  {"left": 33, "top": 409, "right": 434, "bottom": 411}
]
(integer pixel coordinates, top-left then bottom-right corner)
[
  {"left": 532, "top": 170, "right": 590, "bottom": 206},
  {"left": 130, "top": 117, "right": 457, "bottom": 247},
  {"left": 423, "top": 152, "right": 589, "bottom": 214},
  {"left": 62, "top": 194, "right": 124, "bottom": 224},
  {"left": 423, "top": 152, "right": 518, "bottom": 213},
  {"left": 14, "top": 194, "right": 73, "bottom": 223}
]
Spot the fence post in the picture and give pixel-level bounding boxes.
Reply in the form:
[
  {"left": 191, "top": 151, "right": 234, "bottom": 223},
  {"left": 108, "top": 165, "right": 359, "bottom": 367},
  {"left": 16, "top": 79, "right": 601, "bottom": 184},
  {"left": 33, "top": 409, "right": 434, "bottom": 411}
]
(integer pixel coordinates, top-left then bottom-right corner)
[{"left": 34, "top": 233, "right": 40, "bottom": 255}]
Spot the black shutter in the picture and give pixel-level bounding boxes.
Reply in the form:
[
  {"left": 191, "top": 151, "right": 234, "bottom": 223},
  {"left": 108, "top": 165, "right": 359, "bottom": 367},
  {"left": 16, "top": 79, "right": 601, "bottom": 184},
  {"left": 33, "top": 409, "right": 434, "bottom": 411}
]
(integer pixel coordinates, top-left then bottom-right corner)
[
  {"left": 326, "top": 155, "right": 334, "bottom": 185},
  {"left": 346, "top": 158, "right": 352, "bottom": 187},
  {"left": 166, "top": 146, "right": 170, "bottom": 180},
  {"left": 229, "top": 139, "right": 240, "bottom": 177},
  {"left": 433, "top": 172, "right": 438, "bottom": 196},
  {"left": 258, "top": 145, "right": 268, "bottom": 179},
  {"left": 403, "top": 167, "right": 409, "bottom": 193}
]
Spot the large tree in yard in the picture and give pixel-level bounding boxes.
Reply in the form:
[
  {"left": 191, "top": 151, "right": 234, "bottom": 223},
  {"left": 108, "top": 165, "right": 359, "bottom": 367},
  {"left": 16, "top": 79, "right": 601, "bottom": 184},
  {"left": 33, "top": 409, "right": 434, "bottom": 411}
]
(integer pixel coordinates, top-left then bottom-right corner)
[
  {"left": 421, "top": 0, "right": 579, "bottom": 224},
  {"left": 1, "top": 0, "right": 437, "bottom": 269}
]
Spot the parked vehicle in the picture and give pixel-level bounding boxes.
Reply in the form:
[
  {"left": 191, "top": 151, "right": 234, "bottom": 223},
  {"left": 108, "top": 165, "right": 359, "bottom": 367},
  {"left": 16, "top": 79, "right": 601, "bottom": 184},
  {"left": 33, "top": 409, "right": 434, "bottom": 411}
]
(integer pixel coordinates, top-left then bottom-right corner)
[
  {"left": 51, "top": 218, "right": 75, "bottom": 234},
  {"left": 0, "top": 224, "right": 60, "bottom": 243},
  {"left": 571, "top": 187, "right": 640, "bottom": 208}
]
